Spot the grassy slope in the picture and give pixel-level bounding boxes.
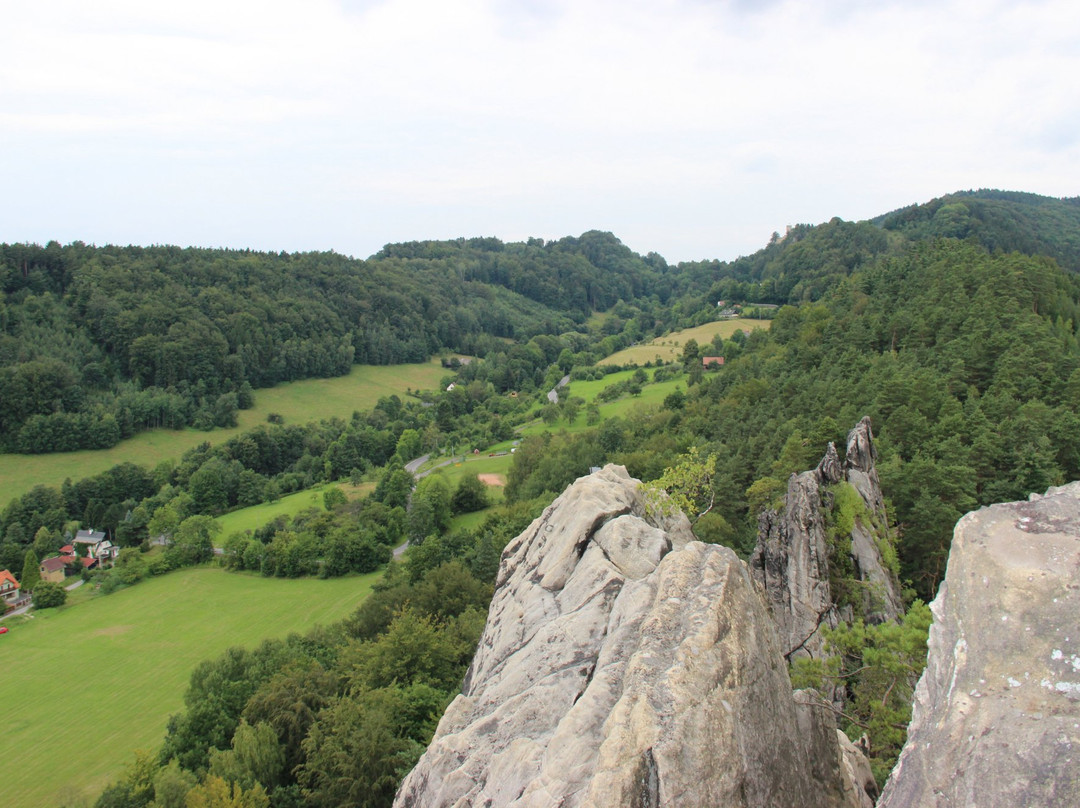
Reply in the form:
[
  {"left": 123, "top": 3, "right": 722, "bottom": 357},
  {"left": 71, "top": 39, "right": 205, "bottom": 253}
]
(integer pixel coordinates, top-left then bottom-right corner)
[
  {"left": 214, "top": 482, "right": 375, "bottom": 539},
  {"left": 0, "top": 567, "right": 379, "bottom": 808},
  {"left": 602, "top": 318, "right": 771, "bottom": 365},
  {"left": 0, "top": 361, "right": 448, "bottom": 506},
  {"left": 517, "top": 371, "right": 689, "bottom": 437}
]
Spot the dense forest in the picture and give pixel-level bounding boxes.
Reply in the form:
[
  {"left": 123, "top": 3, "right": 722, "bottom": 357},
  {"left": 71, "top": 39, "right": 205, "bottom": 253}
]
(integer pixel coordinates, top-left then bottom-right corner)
[
  {"left": 0, "top": 232, "right": 671, "bottom": 453},
  {"left": 4, "top": 189, "right": 1080, "bottom": 806}
]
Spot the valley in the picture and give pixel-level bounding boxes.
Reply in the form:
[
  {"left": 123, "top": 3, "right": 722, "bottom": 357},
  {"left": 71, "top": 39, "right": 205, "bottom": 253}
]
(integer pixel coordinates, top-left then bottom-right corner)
[
  {"left": 1, "top": 567, "right": 380, "bottom": 807},
  {"left": 1, "top": 189, "right": 1079, "bottom": 806}
]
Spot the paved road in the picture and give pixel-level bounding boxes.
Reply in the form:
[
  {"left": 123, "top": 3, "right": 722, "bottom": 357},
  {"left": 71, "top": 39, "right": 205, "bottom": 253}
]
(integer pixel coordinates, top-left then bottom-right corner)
[
  {"left": 404, "top": 453, "right": 460, "bottom": 480},
  {"left": 547, "top": 374, "right": 570, "bottom": 403},
  {"left": 0, "top": 602, "right": 30, "bottom": 621},
  {"left": 404, "top": 454, "right": 429, "bottom": 474}
]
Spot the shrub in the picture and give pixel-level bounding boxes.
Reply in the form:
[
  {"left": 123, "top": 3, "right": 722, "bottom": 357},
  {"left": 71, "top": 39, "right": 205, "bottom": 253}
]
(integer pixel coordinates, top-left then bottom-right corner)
[{"left": 32, "top": 581, "right": 67, "bottom": 609}]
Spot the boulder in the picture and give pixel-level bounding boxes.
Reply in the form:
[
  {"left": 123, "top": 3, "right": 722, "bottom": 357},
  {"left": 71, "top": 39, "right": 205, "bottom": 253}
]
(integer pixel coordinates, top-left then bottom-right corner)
[
  {"left": 395, "top": 465, "right": 873, "bottom": 808},
  {"left": 878, "top": 482, "right": 1080, "bottom": 807}
]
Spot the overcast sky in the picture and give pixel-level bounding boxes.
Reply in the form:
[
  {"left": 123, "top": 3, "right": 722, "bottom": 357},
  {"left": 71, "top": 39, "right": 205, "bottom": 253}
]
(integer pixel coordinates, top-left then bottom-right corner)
[{"left": 1, "top": 0, "right": 1076, "bottom": 264}]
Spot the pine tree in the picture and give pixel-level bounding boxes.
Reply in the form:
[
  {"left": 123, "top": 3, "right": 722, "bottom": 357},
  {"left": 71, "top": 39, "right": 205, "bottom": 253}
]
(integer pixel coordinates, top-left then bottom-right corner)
[{"left": 22, "top": 548, "right": 41, "bottom": 591}]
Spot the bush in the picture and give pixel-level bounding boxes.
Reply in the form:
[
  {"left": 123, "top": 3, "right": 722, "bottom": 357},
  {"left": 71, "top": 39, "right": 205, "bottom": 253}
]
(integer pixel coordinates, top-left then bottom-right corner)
[
  {"left": 32, "top": 581, "right": 67, "bottom": 609},
  {"left": 451, "top": 475, "right": 489, "bottom": 515}
]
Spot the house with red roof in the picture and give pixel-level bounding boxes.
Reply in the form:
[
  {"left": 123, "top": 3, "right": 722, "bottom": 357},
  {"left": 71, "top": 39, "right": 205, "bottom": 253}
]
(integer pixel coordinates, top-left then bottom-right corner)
[
  {"left": 702, "top": 356, "right": 725, "bottom": 369},
  {"left": 1, "top": 569, "right": 29, "bottom": 612}
]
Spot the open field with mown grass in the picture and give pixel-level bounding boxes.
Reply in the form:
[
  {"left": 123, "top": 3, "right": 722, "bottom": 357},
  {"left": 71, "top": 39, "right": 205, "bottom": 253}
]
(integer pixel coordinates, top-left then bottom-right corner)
[
  {"left": 0, "top": 566, "right": 379, "bottom": 808},
  {"left": 601, "top": 318, "right": 770, "bottom": 365},
  {"left": 0, "top": 360, "right": 449, "bottom": 506},
  {"left": 215, "top": 481, "right": 376, "bottom": 540},
  {"left": 517, "top": 371, "right": 689, "bottom": 437},
  {"left": 423, "top": 453, "right": 511, "bottom": 503}
]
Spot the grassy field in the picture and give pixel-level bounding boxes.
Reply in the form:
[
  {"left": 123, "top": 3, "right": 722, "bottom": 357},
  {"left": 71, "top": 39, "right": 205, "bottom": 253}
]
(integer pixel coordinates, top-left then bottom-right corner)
[
  {"left": 602, "top": 318, "right": 770, "bottom": 365},
  {"left": 419, "top": 453, "right": 512, "bottom": 512},
  {"left": 215, "top": 482, "right": 375, "bottom": 539},
  {"left": 0, "top": 360, "right": 449, "bottom": 506},
  {"left": 0, "top": 566, "right": 380, "bottom": 808},
  {"left": 517, "top": 370, "right": 689, "bottom": 437}
]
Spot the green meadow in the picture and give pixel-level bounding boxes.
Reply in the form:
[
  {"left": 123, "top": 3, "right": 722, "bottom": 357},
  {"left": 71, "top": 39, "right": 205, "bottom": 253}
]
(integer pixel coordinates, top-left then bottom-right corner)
[
  {"left": 0, "top": 566, "right": 379, "bottom": 808},
  {"left": 422, "top": 453, "right": 513, "bottom": 487},
  {"left": 0, "top": 361, "right": 449, "bottom": 506},
  {"left": 214, "top": 482, "right": 375, "bottom": 540},
  {"left": 518, "top": 371, "right": 689, "bottom": 437},
  {"left": 602, "top": 318, "right": 770, "bottom": 366}
]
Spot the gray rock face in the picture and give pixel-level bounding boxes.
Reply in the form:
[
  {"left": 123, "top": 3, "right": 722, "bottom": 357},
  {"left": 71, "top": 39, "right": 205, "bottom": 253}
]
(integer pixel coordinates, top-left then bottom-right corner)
[
  {"left": 395, "top": 465, "right": 872, "bottom": 808},
  {"left": 878, "top": 482, "right": 1080, "bottom": 808},
  {"left": 749, "top": 418, "right": 902, "bottom": 662}
]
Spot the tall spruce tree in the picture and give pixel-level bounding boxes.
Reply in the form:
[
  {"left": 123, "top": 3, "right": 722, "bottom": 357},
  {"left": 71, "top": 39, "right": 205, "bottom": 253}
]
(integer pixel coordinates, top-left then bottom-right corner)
[{"left": 21, "top": 548, "right": 40, "bottom": 591}]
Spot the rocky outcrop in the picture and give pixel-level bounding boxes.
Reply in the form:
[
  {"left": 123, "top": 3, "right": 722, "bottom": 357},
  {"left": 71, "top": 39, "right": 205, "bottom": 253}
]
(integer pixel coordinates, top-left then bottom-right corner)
[
  {"left": 750, "top": 417, "right": 902, "bottom": 661},
  {"left": 878, "top": 482, "right": 1080, "bottom": 808},
  {"left": 395, "top": 465, "right": 873, "bottom": 808},
  {"left": 843, "top": 418, "right": 903, "bottom": 625}
]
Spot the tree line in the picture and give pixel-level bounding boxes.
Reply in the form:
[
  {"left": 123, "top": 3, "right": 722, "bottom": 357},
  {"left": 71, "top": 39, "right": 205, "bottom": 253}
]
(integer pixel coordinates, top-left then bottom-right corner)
[{"left": 0, "top": 233, "right": 672, "bottom": 453}]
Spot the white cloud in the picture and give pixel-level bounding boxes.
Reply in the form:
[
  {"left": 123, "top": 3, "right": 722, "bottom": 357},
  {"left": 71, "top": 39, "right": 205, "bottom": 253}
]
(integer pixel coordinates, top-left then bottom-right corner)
[{"left": 0, "top": 0, "right": 1076, "bottom": 261}]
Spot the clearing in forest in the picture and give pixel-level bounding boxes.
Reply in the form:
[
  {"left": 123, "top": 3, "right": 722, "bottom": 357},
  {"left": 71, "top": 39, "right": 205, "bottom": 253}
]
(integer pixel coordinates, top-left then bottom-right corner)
[
  {"left": 0, "top": 360, "right": 449, "bottom": 506},
  {"left": 601, "top": 318, "right": 771, "bottom": 366}
]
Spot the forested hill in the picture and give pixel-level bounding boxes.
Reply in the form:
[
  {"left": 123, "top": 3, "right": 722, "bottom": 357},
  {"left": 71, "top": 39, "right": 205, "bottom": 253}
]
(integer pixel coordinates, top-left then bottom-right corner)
[
  {"left": 2, "top": 190, "right": 1078, "bottom": 456},
  {"left": 674, "top": 190, "right": 1080, "bottom": 306},
  {"left": 0, "top": 232, "right": 668, "bottom": 453},
  {"left": 874, "top": 190, "right": 1080, "bottom": 271}
]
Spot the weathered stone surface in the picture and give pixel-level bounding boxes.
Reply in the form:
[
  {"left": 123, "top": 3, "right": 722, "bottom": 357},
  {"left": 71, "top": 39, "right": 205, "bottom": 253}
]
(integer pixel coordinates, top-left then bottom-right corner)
[
  {"left": 835, "top": 731, "right": 877, "bottom": 808},
  {"left": 878, "top": 482, "right": 1080, "bottom": 808},
  {"left": 749, "top": 418, "right": 902, "bottom": 662},
  {"left": 752, "top": 465, "right": 839, "bottom": 661},
  {"left": 395, "top": 465, "right": 872, "bottom": 808}
]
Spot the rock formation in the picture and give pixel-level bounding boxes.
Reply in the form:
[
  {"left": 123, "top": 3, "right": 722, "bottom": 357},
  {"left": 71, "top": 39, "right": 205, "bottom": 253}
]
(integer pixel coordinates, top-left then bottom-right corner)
[
  {"left": 395, "top": 465, "right": 874, "bottom": 808},
  {"left": 878, "top": 482, "right": 1080, "bottom": 807},
  {"left": 750, "top": 417, "right": 902, "bottom": 662}
]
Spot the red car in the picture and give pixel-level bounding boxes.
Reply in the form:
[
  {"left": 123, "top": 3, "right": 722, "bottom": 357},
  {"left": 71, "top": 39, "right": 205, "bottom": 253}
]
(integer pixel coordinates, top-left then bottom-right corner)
[{"left": 0, "top": 626, "right": 8, "bottom": 634}]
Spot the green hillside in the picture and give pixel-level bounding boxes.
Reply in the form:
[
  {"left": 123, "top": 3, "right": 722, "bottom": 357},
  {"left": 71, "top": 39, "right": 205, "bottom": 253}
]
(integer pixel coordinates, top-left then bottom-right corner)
[
  {"left": 2, "top": 189, "right": 1080, "bottom": 806},
  {"left": 0, "top": 361, "right": 447, "bottom": 506},
  {"left": 0, "top": 567, "right": 379, "bottom": 808}
]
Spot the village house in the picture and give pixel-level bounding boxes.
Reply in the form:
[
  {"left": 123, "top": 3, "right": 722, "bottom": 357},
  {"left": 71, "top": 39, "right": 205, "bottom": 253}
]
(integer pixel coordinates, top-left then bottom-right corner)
[
  {"left": 1, "top": 569, "right": 29, "bottom": 612},
  {"left": 39, "top": 556, "right": 72, "bottom": 584},
  {"left": 702, "top": 356, "right": 725, "bottom": 369},
  {"left": 73, "top": 529, "right": 118, "bottom": 567}
]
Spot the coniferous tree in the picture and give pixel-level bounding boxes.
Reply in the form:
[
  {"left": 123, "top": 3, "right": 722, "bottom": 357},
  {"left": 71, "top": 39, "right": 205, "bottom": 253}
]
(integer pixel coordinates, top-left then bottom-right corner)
[{"left": 21, "top": 548, "right": 40, "bottom": 591}]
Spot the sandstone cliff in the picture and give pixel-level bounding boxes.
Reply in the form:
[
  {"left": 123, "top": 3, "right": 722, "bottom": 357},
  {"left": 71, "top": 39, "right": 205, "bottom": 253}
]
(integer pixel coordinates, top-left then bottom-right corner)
[
  {"left": 750, "top": 417, "right": 903, "bottom": 662},
  {"left": 878, "top": 482, "right": 1080, "bottom": 807},
  {"left": 395, "top": 465, "right": 873, "bottom": 808}
]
